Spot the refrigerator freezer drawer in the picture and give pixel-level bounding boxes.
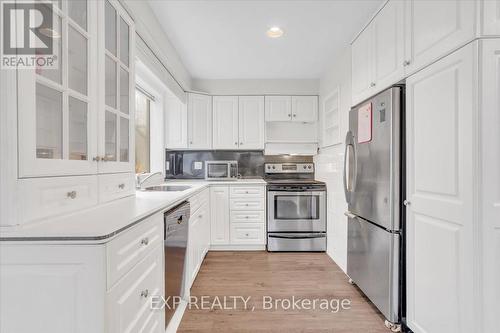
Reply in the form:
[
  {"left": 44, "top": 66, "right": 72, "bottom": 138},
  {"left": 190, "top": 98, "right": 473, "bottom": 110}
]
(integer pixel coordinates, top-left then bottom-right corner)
[
  {"left": 267, "top": 233, "right": 326, "bottom": 252},
  {"left": 347, "top": 215, "right": 400, "bottom": 323}
]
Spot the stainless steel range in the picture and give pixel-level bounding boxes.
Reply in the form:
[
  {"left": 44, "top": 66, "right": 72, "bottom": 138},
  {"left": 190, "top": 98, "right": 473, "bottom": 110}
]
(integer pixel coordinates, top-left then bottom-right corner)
[{"left": 265, "top": 163, "right": 326, "bottom": 252}]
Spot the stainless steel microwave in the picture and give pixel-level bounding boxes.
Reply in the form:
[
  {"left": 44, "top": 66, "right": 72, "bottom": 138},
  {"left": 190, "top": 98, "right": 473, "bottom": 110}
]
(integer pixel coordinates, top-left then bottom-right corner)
[{"left": 205, "top": 161, "right": 238, "bottom": 180}]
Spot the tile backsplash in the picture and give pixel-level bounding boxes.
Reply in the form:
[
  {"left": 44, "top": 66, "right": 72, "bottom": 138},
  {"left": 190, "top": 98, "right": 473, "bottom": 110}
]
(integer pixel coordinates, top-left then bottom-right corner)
[{"left": 165, "top": 150, "right": 313, "bottom": 179}]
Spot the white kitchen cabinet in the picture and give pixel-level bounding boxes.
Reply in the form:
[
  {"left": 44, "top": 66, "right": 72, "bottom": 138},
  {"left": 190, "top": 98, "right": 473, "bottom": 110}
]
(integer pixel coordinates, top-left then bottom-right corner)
[
  {"left": 291, "top": 96, "right": 318, "bottom": 122},
  {"left": 165, "top": 96, "right": 188, "bottom": 149},
  {"left": 265, "top": 96, "right": 292, "bottom": 121},
  {"left": 406, "top": 43, "right": 476, "bottom": 333},
  {"left": 98, "top": 0, "right": 135, "bottom": 173},
  {"left": 479, "top": 39, "right": 500, "bottom": 333},
  {"left": 17, "top": 0, "right": 99, "bottom": 177},
  {"left": 351, "top": 0, "right": 404, "bottom": 106},
  {"left": 188, "top": 93, "right": 213, "bottom": 149},
  {"left": 351, "top": 22, "right": 374, "bottom": 105},
  {"left": 482, "top": 0, "right": 500, "bottom": 36},
  {"left": 212, "top": 96, "right": 239, "bottom": 149},
  {"left": 210, "top": 186, "right": 230, "bottom": 245},
  {"left": 372, "top": 0, "right": 405, "bottom": 93},
  {"left": 239, "top": 96, "right": 265, "bottom": 149},
  {"left": 404, "top": 0, "right": 476, "bottom": 75}
]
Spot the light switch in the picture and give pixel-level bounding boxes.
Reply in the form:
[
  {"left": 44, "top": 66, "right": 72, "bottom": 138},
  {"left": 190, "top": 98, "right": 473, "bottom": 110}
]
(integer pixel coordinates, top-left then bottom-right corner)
[{"left": 194, "top": 161, "right": 203, "bottom": 170}]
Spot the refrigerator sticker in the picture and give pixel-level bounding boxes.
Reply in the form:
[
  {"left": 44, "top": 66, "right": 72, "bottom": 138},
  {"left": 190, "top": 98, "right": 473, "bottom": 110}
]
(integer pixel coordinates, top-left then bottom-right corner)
[{"left": 358, "top": 102, "right": 372, "bottom": 143}]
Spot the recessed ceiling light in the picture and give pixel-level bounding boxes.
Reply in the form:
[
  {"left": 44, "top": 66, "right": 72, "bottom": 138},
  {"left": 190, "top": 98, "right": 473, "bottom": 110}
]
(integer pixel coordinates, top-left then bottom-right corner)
[{"left": 266, "top": 26, "right": 284, "bottom": 38}]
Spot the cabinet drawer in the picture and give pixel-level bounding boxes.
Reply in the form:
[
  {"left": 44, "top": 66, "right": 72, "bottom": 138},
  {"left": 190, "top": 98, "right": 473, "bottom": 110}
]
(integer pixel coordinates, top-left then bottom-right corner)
[
  {"left": 18, "top": 175, "right": 98, "bottom": 223},
  {"left": 230, "top": 197, "right": 265, "bottom": 211},
  {"left": 98, "top": 173, "right": 135, "bottom": 203},
  {"left": 106, "top": 212, "right": 163, "bottom": 289},
  {"left": 107, "top": 245, "right": 164, "bottom": 333},
  {"left": 189, "top": 188, "right": 209, "bottom": 215},
  {"left": 230, "top": 223, "right": 265, "bottom": 244},
  {"left": 231, "top": 210, "right": 265, "bottom": 223},
  {"left": 230, "top": 186, "right": 265, "bottom": 198}
]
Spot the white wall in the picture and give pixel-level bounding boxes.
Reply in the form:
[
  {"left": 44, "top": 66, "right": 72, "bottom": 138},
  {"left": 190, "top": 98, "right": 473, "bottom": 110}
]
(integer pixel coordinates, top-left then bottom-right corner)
[
  {"left": 191, "top": 79, "right": 319, "bottom": 95},
  {"left": 121, "top": 0, "right": 192, "bottom": 91},
  {"left": 314, "top": 48, "right": 351, "bottom": 272}
]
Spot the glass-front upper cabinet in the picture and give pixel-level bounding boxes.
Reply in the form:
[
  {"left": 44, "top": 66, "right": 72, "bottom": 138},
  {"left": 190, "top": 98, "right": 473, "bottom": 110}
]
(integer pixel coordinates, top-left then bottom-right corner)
[
  {"left": 98, "top": 0, "right": 135, "bottom": 173},
  {"left": 18, "top": 0, "right": 98, "bottom": 177}
]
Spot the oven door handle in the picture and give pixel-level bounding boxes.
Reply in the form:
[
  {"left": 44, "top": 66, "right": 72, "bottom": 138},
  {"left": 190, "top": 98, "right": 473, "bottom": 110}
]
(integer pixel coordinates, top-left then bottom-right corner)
[{"left": 268, "top": 233, "right": 326, "bottom": 239}]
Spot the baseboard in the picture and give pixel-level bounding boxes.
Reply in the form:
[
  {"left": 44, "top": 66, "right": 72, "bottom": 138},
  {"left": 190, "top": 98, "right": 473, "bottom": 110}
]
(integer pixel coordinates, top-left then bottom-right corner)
[
  {"left": 165, "top": 299, "right": 187, "bottom": 333},
  {"left": 209, "top": 244, "right": 266, "bottom": 251}
]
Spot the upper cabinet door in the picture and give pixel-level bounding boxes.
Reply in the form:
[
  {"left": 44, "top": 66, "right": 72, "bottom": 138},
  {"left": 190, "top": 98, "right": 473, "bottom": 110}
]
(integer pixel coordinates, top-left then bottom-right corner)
[
  {"left": 404, "top": 0, "right": 476, "bottom": 75},
  {"left": 291, "top": 96, "right": 318, "bottom": 122},
  {"left": 265, "top": 96, "right": 292, "bottom": 121},
  {"left": 165, "top": 95, "right": 188, "bottom": 149},
  {"left": 212, "top": 96, "right": 239, "bottom": 149},
  {"left": 372, "top": 0, "right": 405, "bottom": 92},
  {"left": 188, "top": 93, "right": 212, "bottom": 149},
  {"left": 482, "top": 0, "right": 500, "bottom": 36},
  {"left": 351, "top": 24, "right": 374, "bottom": 106},
  {"left": 239, "top": 96, "right": 265, "bottom": 150},
  {"left": 98, "top": 0, "right": 135, "bottom": 173},
  {"left": 17, "top": 0, "right": 98, "bottom": 178}
]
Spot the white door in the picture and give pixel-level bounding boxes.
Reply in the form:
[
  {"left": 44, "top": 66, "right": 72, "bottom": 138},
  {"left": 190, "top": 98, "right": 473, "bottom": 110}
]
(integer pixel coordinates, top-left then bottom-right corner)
[
  {"left": 404, "top": 0, "right": 476, "bottom": 75},
  {"left": 165, "top": 96, "right": 187, "bottom": 149},
  {"left": 351, "top": 24, "right": 374, "bottom": 105},
  {"left": 17, "top": 0, "right": 98, "bottom": 177},
  {"left": 372, "top": 0, "right": 405, "bottom": 91},
  {"left": 98, "top": 0, "right": 135, "bottom": 173},
  {"left": 406, "top": 43, "right": 476, "bottom": 333},
  {"left": 479, "top": 39, "right": 500, "bottom": 333},
  {"left": 239, "top": 96, "right": 265, "bottom": 149},
  {"left": 265, "top": 96, "right": 292, "bottom": 121},
  {"left": 188, "top": 93, "right": 212, "bottom": 149},
  {"left": 210, "top": 186, "right": 230, "bottom": 245},
  {"left": 482, "top": 0, "right": 500, "bottom": 36},
  {"left": 291, "top": 96, "right": 318, "bottom": 122},
  {"left": 212, "top": 96, "right": 239, "bottom": 149}
]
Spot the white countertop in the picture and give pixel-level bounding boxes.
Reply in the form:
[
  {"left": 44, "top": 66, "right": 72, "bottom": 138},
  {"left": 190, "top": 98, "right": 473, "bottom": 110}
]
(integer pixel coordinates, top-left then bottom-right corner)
[{"left": 0, "top": 178, "right": 266, "bottom": 243}]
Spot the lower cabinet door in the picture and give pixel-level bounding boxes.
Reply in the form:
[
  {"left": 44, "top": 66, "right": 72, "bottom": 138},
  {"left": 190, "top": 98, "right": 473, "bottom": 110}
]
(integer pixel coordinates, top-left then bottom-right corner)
[{"left": 107, "top": 245, "right": 164, "bottom": 333}]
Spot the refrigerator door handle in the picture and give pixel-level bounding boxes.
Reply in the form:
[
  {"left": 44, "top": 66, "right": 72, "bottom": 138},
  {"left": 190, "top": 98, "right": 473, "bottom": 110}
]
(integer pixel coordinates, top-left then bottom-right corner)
[{"left": 343, "top": 131, "right": 357, "bottom": 202}]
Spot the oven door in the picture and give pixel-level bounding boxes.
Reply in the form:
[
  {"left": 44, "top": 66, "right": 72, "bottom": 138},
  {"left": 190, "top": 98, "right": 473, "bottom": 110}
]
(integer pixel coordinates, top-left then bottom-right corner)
[{"left": 267, "top": 190, "right": 326, "bottom": 232}]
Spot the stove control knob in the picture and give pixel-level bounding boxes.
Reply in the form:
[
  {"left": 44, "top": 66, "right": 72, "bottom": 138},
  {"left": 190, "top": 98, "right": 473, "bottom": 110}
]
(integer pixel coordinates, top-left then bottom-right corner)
[
  {"left": 272, "top": 166, "right": 276, "bottom": 169},
  {"left": 303, "top": 165, "right": 306, "bottom": 169},
  {"left": 308, "top": 165, "right": 312, "bottom": 169}
]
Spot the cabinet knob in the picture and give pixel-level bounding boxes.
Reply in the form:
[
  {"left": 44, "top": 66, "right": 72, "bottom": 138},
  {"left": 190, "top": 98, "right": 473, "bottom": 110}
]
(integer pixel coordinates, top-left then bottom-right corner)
[
  {"left": 288, "top": 114, "right": 291, "bottom": 117},
  {"left": 66, "top": 191, "right": 77, "bottom": 199},
  {"left": 370, "top": 82, "right": 376, "bottom": 87},
  {"left": 245, "top": 233, "right": 249, "bottom": 237},
  {"left": 140, "top": 237, "right": 149, "bottom": 246},
  {"left": 190, "top": 141, "right": 193, "bottom": 144},
  {"left": 234, "top": 142, "right": 238, "bottom": 145},
  {"left": 140, "top": 289, "right": 149, "bottom": 298},
  {"left": 118, "top": 183, "right": 125, "bottom": 189},
  {"left": 293, "top": 114, "right": 297, "bottom": 118},
  {"left": 245, "top": 216, "right": 249, "bottom": 219},
  {"left": 403, "top": 200, "right": 411, "bottom": 206},
  {"left": 240, "top": 142, "right": 243, "bottom": 145},
  {"left": 403, "top": 60, "right": 411, "bottom": 67}
]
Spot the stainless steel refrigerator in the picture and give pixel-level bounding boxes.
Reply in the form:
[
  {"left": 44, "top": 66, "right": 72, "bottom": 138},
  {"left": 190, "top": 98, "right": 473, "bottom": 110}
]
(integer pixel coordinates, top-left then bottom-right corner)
[{"left": 344, "top": 86, "right": 404, "bottom": 327}]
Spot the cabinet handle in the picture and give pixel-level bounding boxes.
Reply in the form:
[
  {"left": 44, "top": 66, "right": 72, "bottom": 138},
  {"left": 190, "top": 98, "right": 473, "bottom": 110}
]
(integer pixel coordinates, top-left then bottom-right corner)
[
  {"left": 245, "top": 191, "right": 249, "bottom": 194},
  {"left": 66, "top": 191, "right": 77, "bottom": 199},
  {"left": 118, "top": 183, "right": 125, "bottom": 189},
  {"left": 293, "top": 114, "right": 297, "bottom": 118},
  {"left": 403, "top": 200, "right": 411, "bottom": 206},
  {"left": 140, "top": 237, "right": 149, "bottom": 246},
  {"left": 234, "top": 142, "right": 238, "bottom": 145},
  {"left": 140, "top": 289, "right": 149, "bottom": 298},
  {"left": 245, "top": 203, "right": 249, "bottom": 206},
  {"left": 245, "top": 233, "right": 249, "bottom": 237},
  {"left": 370, "top": 82, "right": 376, "bottom": 87},
  {"left": 288, "top": 114, "right": 291, "bottom": 117},
  {"left": 245, "top": 216, "right": 249, "bottom": 219},
  {"left": 403, "top": 60, "right": 411, "bottom": 67}
]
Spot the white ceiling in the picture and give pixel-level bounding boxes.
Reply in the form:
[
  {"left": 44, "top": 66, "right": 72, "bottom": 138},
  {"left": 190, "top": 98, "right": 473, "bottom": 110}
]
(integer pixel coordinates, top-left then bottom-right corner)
[{"left": 147, "top": 0, "right": 382, "bottom": 80}]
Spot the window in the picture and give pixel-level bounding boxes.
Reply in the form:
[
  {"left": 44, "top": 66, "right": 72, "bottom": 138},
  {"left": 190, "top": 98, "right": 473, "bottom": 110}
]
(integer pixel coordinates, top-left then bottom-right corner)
[{"left": 135, "top": 89, "right": 152, "bottom": 173}]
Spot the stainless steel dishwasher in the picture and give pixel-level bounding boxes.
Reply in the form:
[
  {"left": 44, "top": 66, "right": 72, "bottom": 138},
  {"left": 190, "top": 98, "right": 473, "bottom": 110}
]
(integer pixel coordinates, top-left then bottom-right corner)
[{"left": 164, "top": 201, "right": 190, "bottom": 328}]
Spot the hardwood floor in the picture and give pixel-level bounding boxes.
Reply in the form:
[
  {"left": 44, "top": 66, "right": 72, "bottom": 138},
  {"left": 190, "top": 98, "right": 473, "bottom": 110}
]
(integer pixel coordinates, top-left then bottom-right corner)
[{"left": 178, "top": 251, "right": 391, "bottom": 333}]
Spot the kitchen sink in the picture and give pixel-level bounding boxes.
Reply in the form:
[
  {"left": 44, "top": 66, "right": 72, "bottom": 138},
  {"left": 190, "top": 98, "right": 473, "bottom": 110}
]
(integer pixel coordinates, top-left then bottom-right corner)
[{"left": 143, "top": 185, "right": 192, "bottom": 192}]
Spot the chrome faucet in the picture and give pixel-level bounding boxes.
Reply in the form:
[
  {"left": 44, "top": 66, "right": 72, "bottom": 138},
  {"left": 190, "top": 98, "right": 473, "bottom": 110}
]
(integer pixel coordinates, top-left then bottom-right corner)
[{"left": 136, "top": 172, "right": 163, "bottom": 189}]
